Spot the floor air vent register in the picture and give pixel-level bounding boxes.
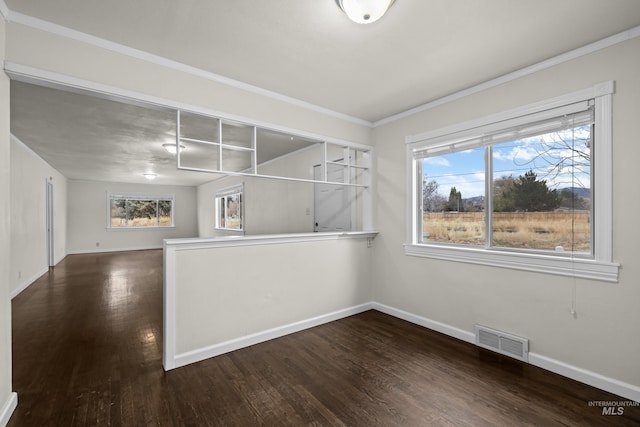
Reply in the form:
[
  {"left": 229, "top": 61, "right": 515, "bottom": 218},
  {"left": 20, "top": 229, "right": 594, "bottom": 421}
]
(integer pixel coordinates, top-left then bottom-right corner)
[{"left": 475, "top": 325, "right": 529, "bottom": 362}]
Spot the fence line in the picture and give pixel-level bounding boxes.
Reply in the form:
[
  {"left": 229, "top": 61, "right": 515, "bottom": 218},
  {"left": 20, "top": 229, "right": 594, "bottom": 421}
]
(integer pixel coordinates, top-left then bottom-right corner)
[{"left": 423, "top": 211, "right": 590, "bottom": 222}]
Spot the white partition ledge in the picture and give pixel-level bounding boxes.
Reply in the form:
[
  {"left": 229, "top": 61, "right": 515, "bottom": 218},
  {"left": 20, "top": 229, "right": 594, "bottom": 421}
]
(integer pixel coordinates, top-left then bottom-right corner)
[
  {"left": 165, "top": 231, "right": 378, "bottom": 250},
  {"left": 163, "top": 232, "right": 377, "bottom": 370}
]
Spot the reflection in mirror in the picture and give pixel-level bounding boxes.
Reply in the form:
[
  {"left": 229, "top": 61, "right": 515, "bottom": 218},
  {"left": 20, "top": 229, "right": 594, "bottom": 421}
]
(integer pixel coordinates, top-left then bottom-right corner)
[
  {"left": 326, "top": 143, "right": 347, "bottom": 163},
  {"left": 179, "top": 138, "right": 220, "bottom": 171},
  {"left": 179, "top": 111, "right": 219, "bottom": 142},
  {"left": 176, "top": 110, "right": 370, "bottom": 189},
  {"left": 221, "top": 120, "right": 253, "bottom": 149},
  {"left": 221, "top": 148, "right": 252, "bottom": 173},
  {"left": 255, "top": 129, "right": 322, "bottom": 180},
  {"left": 350, "top": 166, "right": 367, "bottom": 186},
  {"left": 352, "top": 149, "right": 370, "bottom": 168}
]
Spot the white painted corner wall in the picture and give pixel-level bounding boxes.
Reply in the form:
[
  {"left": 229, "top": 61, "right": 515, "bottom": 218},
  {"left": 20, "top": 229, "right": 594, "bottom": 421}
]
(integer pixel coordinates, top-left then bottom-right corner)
[
  {"left": 371, "top": 36, "right": 640, "bottom": 401},
  {"left": 9, "top": 135, "right": 67, "bottom": 298}
]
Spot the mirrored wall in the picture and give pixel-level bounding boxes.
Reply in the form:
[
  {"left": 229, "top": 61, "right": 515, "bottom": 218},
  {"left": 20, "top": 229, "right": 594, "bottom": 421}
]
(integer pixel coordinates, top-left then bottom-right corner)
[{"left": 175, "top": 111, "right": 371, "bottom": 187}]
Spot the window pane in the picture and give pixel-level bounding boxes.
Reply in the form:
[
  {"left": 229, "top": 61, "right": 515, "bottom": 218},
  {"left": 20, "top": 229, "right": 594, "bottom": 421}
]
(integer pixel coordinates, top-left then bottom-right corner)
[
  {"left": 110, "top": 199, "right": 127, "bottom": 227},
  {"left": 158, "top": 200, "right": 173, "bottom": 226},
  {"left": 421, "top": 148, "right": 485, "bottom": 245},
  {"left": 224, "top": 193, "right": 242, "bottom": 230},
  {"left": 127, "top": 200, "right": 158, "bottom": 227},
  {"left": 216, "top": 192, "right": 243, "bottom": 230},
  {"left": 109, "top": 197, "right": 173, "bottom": 228},
  {"left": 491, "top": 125, "right": 591, "bottom": 253}
]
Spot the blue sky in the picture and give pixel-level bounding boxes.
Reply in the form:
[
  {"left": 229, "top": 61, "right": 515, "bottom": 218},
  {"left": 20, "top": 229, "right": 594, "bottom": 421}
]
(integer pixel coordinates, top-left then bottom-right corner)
[{"left": 422, "top": 129, "right": 591, "bottom": 200}]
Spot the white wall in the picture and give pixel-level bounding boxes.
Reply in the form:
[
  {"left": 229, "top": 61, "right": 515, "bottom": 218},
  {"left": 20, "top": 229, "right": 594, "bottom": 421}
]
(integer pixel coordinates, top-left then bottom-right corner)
[
  {"left": 67, "top": 180, "right": 198, "bottom": 253},
  {"left": 0, "top": 12, "right": 17, "bottom": 426},
  {"left": 372, "top": 37, "right": 640, "bottom": 394},
  {"left": 10, "top": 135, "right": 67, "bottom": 298},
  {"left": 5, "top": 22, "right": 372, "bottom": 147},
  {"left": 164, "top": 234, "right": 374, "bottom": 369}
]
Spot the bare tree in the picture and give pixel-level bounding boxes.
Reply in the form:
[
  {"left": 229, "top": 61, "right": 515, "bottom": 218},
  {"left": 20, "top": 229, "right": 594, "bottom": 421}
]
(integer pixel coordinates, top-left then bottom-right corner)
[
  {"left": 422, "top": 177, "right": 445, "bottom": 212},
  {"left": 515, "top": 126, "right": 591, "bottom": 189}
]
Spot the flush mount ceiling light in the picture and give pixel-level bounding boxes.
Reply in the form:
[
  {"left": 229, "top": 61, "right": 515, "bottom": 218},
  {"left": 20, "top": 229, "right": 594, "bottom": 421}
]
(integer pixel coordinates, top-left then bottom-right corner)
[
  {"left": 336, "top": 0, "right": 395, "bottom": 24},
  {"left": 143, "top": 173, "right": 157, "bottom": 180},
  {"left": 162, "top": 143, "right": 186, "bottom": 154}
]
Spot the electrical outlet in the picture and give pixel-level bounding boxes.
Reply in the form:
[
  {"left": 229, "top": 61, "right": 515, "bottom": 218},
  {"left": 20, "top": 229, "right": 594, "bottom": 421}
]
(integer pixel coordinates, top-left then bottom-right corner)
[{"left": 96, "top": 242, "right": 100, "bottom": 247}]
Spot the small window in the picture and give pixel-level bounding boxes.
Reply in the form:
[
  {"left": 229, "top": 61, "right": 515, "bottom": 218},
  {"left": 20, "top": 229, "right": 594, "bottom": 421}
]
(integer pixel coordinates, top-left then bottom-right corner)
[
  {"left": 406, "top": 82, "right": 619, "bottom": 281},
  {"left": 108, "top": 193, "right": 174, "bottom": 229},
  {"left": 216, "top": 184, "right": 243, "bottom": 231}
]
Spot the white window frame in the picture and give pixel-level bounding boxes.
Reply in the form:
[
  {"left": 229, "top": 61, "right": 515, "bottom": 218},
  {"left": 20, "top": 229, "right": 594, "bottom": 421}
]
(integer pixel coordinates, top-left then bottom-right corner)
[
  {"left": 405, "top": 82, "right": 619, "bottom": 282},
  {"left": 107, "top": 192, "right": 176, "bottom": 230},
  {"left": 215, "top": 183, "right": 244, "bottom": 232}
]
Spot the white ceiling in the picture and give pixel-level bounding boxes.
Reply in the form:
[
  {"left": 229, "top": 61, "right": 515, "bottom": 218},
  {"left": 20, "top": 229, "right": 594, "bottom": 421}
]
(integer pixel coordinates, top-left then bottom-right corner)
[{"left": 7, "top": 0, "right": 640, "bottom": 185}]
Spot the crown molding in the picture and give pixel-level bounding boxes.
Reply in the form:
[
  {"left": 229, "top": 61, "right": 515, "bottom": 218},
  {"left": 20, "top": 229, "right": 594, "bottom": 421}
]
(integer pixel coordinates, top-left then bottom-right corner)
[
  {"left": 5, "top": 9, "right": 373, "bottom": 128},
  {"left": 374, "top": 25, "right": 640, "bottom": 127},
  {"left": 4, "top": 4, "right": 639, "bottom": 130}
]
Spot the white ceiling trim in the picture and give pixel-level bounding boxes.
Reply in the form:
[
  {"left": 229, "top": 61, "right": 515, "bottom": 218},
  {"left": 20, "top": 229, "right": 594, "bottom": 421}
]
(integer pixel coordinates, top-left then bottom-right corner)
[
  {"left": 5, "top": 62, "right": 372, "bottom": 151},
  {"left": 5, "top": 5, "right": 639, "bottom": 131},
  {"left": 374, "top": 25, "right": 640, "bottom": 128},
  {"left": 4, "top": 8, "right": 373, "bottom": 128}
]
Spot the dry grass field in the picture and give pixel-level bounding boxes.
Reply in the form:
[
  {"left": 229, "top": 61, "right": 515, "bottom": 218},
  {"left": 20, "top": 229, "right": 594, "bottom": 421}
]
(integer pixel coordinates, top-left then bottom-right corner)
[
  {"left": 221, "top": 217, "right": 242, "bottom": 229},
  {"left": 111, "top": 216, "right": 172, "bottom": 227},
  {"left": 423, "top": 211, "right": 590, "bottom": 252}
]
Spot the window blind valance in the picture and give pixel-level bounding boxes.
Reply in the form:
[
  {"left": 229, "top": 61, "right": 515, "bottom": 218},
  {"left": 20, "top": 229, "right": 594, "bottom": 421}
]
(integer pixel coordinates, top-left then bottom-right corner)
[{"left": 411, "top": 101, "right": 593, "bottom": 159}]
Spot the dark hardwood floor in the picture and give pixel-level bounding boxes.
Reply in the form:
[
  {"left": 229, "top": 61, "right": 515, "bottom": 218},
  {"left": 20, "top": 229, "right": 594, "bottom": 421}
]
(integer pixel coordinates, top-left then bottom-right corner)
[{"left": 9, "top": 250, "right": 640, "bottom": 426}]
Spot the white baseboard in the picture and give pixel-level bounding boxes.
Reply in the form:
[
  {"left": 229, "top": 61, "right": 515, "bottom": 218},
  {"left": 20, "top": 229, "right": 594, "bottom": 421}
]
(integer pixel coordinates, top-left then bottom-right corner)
[
  {"left": 10, "top": 267, "right": 48, "bottom": 300},
  {"left": 172, "top": 302, "right": 374, "bottom": 369},
  {"left": 170, "top": 300, "right": 639, "bottom": 401},
  {"left": 372, "top": 302, "right": 639, "bottom": 403},
  {"left": 67, "top": 245, "right": 162, "bottom": 255},
  {"left": 53, "top": 253, "right": 67, "bottom": 266},
  {"left": 371, "top": 302, "right": 476, "bottom": 344},
  {"left": 0, "top": 392, "right": 17, "bottom": 427},
  {"left": 529, "top": 353, "right": 640, "bottom": 403}
]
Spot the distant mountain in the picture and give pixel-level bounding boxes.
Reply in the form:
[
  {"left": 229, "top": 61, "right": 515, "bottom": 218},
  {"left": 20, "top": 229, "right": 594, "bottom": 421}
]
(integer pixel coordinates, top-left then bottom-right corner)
[
  {"left": 464, "top": 195, "right": 485, "bottom": 204},
  {"left": 559, "top": 187, "right": 590, "bottom": 198},
  {"left": 459, "top": 189, "right": 590, "bottom": 206}
]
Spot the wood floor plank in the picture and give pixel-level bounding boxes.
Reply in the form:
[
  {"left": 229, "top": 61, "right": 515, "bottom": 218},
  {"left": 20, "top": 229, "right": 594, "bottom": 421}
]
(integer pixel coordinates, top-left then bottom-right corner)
[{"left": 8, "top": 250, "right": 640, "bottom": 426}]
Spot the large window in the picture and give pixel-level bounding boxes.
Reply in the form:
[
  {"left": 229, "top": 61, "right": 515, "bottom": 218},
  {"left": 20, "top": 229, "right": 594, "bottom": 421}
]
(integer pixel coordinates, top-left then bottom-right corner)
[
  {"left": 108, "top": 193, "right": 175, "bottom": 229},
  {"left": 406, "top": 82, "right": 618, "bottom": 281}
]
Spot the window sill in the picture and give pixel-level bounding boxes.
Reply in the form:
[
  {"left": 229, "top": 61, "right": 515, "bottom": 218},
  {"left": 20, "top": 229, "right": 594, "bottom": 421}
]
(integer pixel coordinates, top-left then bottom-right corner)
[{"left": 404, "top": 244, "right": 619, "bottom": 282}]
